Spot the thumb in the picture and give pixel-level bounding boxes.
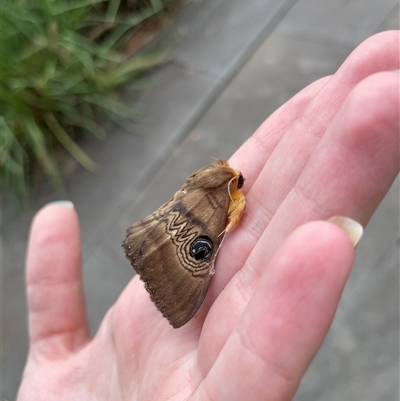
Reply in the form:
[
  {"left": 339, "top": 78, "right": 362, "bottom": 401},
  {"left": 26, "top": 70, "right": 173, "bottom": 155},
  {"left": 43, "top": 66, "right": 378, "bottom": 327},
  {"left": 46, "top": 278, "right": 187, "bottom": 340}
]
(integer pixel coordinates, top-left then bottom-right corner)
[{"left": 26, "top": 201, "right": 90, "bottom": 360}]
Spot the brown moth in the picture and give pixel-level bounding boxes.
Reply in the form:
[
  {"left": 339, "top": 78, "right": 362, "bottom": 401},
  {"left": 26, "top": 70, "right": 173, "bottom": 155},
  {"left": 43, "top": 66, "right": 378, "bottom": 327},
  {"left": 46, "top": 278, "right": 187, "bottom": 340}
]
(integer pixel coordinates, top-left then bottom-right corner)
[{"left": 122, "top": 159, "right": 246, "bottom": 328}]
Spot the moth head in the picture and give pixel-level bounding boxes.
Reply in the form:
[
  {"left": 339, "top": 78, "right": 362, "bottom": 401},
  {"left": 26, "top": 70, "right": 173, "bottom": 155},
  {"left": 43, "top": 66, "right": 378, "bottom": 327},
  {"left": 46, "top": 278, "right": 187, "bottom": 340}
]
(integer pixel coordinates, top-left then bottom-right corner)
[
  {"left": 237, "top": 173, "right": 244, "bottom": 189},
  {"left": 227, "top": 170, "right": 245, "bottom": 200},
  {"left": 185, "top": 159, "right": 244, "bottom": 191}
]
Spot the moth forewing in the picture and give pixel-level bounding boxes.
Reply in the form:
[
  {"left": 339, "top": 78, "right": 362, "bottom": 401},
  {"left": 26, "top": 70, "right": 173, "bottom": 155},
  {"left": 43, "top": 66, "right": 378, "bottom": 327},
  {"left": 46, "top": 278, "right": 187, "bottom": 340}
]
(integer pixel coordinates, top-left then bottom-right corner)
[{"left": 123, "top": 159, "right": 246, "bottom": 328}]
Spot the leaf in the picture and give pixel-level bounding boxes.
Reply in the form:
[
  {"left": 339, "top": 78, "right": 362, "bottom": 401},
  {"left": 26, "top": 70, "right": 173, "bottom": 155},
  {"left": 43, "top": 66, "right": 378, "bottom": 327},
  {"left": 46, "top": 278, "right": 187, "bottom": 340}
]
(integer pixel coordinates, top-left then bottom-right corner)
[
  {"left": 43, "top": 111, "right": 98, "bottom": 172},
  {"left": 24, "top": 117, "right": 64, "bottom": 192},
  {"left": 1, "top": 0, "right": 180, "bottom": 207}
]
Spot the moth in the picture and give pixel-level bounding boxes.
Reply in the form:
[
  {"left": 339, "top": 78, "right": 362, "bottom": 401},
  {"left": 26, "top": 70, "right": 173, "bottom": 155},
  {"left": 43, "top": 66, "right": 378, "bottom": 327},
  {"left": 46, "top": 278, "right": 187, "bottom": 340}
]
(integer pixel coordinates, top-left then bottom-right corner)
[{"left": 122, "top": 159, "right": 246, "bottom": 328}]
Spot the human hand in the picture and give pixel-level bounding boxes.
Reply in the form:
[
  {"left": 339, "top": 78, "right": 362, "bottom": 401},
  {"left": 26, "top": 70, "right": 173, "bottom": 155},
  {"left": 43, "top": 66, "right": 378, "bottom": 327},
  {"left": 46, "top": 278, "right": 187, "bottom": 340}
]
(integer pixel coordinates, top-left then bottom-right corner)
[{"left": 18, "top": 31, "right": 399, "bottom": 400}]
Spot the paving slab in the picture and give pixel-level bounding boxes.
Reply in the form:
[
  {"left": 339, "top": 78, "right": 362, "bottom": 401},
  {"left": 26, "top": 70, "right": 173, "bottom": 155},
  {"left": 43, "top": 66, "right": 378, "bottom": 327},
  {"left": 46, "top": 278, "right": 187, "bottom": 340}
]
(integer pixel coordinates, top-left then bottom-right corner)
[
  {"left": 82, "top": 242, "right": 133, "bottom": 335},
  {"left": 377, "top": 3, "right": 399, "bottom": 31},
  {"left": 73, "top": 64, "right": 219, "bottom": 260},
  {"left": 171, "top": 0, "right": 298, "bottom": 77},
  {"left": 276, "top": 0, "right": 399, "bottom": 47},
  {"left": 340, "top": 176, "right": 400, "bottom": 307}
]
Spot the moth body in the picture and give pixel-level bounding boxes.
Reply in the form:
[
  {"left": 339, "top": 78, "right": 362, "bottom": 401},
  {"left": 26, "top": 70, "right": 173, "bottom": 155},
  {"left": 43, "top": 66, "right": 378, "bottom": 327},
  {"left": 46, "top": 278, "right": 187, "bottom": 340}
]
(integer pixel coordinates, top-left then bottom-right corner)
[{"left": 122, "top": 159, "right": 246, "bottom": 328}]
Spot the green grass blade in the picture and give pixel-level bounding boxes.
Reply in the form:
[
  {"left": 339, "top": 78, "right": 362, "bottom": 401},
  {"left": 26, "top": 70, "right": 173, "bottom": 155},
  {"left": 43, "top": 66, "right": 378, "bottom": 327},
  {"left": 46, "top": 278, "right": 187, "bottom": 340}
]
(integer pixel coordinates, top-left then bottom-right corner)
[
  {"left": 24, "top": 117, "right": 64, "bottom": 192},
  {"left": 43, "top": 111, "right": 98, "bottom": 172}
]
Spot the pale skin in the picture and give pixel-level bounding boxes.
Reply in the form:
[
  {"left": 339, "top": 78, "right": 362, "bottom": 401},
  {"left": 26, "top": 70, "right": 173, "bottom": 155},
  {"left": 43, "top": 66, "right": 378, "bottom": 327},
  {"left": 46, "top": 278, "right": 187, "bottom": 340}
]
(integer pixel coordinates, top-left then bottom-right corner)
[{"left": 18, "top": 31, "right": 399, "bottom": 400}]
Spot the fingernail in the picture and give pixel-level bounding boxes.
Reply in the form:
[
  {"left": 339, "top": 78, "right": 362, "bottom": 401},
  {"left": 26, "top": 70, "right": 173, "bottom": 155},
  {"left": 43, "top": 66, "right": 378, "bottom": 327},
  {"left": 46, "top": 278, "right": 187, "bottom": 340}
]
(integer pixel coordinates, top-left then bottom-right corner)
[
  {"left": 327, "top": 216, "right": 363, "bottom": 247},
  {"left": 48, "top": 200, "right": 74, "bottom": 210}
]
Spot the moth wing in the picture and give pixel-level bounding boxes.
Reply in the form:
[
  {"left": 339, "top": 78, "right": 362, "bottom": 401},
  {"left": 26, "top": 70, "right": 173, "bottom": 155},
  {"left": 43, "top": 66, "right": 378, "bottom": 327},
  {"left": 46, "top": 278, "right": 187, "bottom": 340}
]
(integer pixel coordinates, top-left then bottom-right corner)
[{"left": 123, "top": 186, "right": 230, "bottom": 328}]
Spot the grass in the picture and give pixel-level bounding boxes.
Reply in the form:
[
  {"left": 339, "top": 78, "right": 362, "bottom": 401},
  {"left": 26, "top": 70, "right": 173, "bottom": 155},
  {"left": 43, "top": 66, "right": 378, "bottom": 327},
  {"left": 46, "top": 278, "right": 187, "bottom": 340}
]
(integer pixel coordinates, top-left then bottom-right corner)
[{"left": 1, "top": 0, "right": 178, "bottom": 206}]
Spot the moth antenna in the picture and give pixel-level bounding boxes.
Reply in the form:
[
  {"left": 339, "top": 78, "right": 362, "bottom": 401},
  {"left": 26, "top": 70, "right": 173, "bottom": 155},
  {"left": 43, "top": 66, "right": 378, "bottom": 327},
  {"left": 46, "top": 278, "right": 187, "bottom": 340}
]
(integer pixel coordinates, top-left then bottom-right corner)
[
  {"left": 227, "top": 176, "right": 236, "bottom": 202},
  {"left": 210, "top": 232, "right": 227, "bottom": 275}
]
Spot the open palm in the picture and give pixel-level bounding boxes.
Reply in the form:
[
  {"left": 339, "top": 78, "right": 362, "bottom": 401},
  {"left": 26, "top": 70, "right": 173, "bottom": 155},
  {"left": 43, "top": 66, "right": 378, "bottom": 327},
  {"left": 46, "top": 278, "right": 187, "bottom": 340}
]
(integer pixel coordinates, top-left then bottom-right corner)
[{"left": 18, "top": 31, "right": 399, "bottom": 401}]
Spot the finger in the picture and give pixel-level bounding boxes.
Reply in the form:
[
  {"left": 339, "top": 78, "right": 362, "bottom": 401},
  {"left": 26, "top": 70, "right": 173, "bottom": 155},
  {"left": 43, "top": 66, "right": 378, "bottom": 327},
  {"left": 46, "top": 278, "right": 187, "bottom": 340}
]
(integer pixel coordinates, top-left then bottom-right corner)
[
  {"left": 201, "top": 70, "right": 399, "bottom": 370},
  {"left": 214, "top": 31, "right": 399, "bottom": 292},
  {"left": 207, "top": 72, "right": 329, "bottom": 297},
  {"left": 251, "top": 69, "right": 399, "bottom": 266},
  {"left": 229, "top": 75, "right": 331, "bottom": 186},
  {"left": 219, "top": 32, "right": 399, "bottom": 278},
  {"left": 196, "top": 221, "right": 355, "bottom": 401},
  {"left": 26, "top": 202, "right": 90, "bottom": 360},
  {"left": 205, "top": 32, "right": 399, "bottom": 340},
  {"left": 230, "top": 31, "right": 399, "bottom": 189},
  {"left": 196, "top": 75, "right": 331, "bottom": 318}
]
